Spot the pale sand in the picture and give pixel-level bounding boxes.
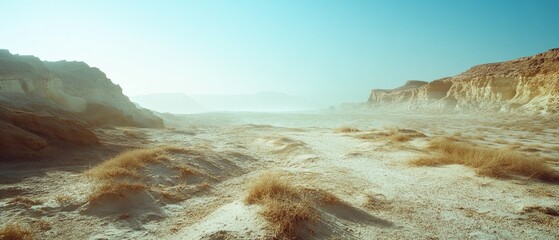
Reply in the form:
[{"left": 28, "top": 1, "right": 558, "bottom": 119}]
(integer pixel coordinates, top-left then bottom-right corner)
[{"left": 1, "top": 111, "right": 558, "bottom": 239}]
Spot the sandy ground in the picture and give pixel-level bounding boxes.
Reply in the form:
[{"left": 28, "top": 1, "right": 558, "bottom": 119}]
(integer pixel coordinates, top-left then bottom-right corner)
[{"left": 1, "top": 111, "right": 558, "bottom": 239}]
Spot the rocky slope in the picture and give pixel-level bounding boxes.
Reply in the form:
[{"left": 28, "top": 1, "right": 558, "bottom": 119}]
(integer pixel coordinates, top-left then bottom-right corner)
[
  {"left": 0, "top": 49, "right": 163, "bottom": 128},
  {"left": 367, "top": 48, "right": 559, "bottom": 115},
  {"left": 0, "top": 49, "right": 163, "bottom": 159},
  {"left": 0, "top": 106, "right": 99, "bottom": 158}
]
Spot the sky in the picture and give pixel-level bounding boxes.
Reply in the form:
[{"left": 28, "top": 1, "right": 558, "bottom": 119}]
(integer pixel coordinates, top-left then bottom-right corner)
[{"left": 1, "top": 0, "right": 558, "bottom": 106}]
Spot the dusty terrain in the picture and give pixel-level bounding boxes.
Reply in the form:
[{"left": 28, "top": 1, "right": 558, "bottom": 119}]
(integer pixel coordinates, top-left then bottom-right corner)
[{"left": 1, "top": 111, "right": 558, "bottom": 239}]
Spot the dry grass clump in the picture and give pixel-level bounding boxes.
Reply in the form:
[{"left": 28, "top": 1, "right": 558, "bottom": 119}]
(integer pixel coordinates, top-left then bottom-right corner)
[
  {"left": 334, "top": 127, "right": 360, "bottom": 133},
  {"left": 411, "top": 137, "right": 559, "bottom": 182},
  {"left": 88, "top": 182, "right": 147, "bottom": 202},
  {"left": 245, "top": 174, "right": 318, "bottom": 239},
  {"left": 358, "top": 128, "right": 426, "bottom": 143},
  {"left": 364, "top": 194, "right": 391, "bottom": 211},
  {"left": 85, "top": 147, "right": 180, "bottom": 180},
  {"left": 0, "top": 223, "right": 33, "bottom": 240}
]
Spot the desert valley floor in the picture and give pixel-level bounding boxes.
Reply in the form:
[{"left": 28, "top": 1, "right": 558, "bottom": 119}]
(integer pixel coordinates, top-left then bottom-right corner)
[{"left": 1, "top": 111, "right": 558, "bottom": 240}]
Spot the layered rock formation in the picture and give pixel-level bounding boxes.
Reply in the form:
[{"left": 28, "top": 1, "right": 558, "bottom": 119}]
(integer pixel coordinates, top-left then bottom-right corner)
[
  {"left": 0, "top": 49, "right": 163, "bottom": 158},
  {"left": 0, "top": 106, "right": 99, "bottom": 158},
  {"left": 367, "top": 48, "right": 559, "bottom": 115},
  {"left": 0, "top": 49, "right": 163, "bottom": 127}
]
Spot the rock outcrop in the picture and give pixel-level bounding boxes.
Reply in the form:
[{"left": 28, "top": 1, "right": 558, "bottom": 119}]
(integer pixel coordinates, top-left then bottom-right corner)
[
  {"left": 0, "top": 49, "right": 163, "bottom": 128},
  {"left": 0, "top": 106, "right": 99, "bottom": 158},
  {"left": 367, "top": 48, "right": 559, "bottom": 115}
]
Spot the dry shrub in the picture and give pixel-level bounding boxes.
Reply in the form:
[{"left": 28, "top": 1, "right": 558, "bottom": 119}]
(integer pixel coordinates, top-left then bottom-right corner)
[
  {"left": 245, "top": 174, "right": 317, "bottom": 239},
  {"left": 88, "top": 183, "right": 147, "bottom": 202},
  {"left": 0, "top": 223, "right": 33, "bottom": 240},
  {"left": 358, "top": 128, "right": 425, "bottom": 143},
  {"left": 364, "top": 194, "right": 391, "bottom": 211},
  {"left": 334, "top": 127, "right": 360, "bottom": 133},
  {"left": 411, "top": 137, "right": 559, "bottom": 182},
  {"left": 389, "top": 133, "right": 412, "bottom": 142},
  {"left": 85, "top": 147, "right": 177, "bottom": 180}
]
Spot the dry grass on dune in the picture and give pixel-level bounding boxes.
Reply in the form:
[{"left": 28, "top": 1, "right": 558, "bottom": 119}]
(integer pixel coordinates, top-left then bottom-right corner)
[
  {"left": 88, "top": 182, "right": 147, "bottom": 203},
  {"left": 358, "top": 128, "right": 426, "bottom": 143},
  {"left": 245, "top": 174, "right": 318, "bottom": 240},
  {"left": 334, "top": 127, "right": 360, "bottom": 133},
  {"left": 85, "top": 147, "right": 186, "bottom": 180},
  {"left": 0, "top": 223, "right": 33, "bottom": 240},
  {"left": 85, "top": 147, "right": 189, "bottom": 204},
  {"left": 411, "top": 137, "right": 559, "bottom": 182}
]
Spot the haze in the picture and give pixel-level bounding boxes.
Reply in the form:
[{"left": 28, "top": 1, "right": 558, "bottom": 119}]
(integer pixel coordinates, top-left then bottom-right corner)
[{"left": 1, "top": 0, "right": 558, "bottom": 109}]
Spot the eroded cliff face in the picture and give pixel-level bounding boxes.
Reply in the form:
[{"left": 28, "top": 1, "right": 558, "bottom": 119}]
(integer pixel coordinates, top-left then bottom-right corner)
[
  {"left": 367, "top": 48, "right": 559, "bottom": 115},
  {"left": 0, "top": 49, "right": 163, "bottom": 127}
]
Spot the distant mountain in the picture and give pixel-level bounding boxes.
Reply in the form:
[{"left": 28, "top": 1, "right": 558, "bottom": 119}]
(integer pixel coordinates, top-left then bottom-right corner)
[
  {"left": 131, "top": 93, "right": 206, "bottom": 114},
  {"left": 190, "top": 92, "right": 320, "bottom": 112},
  {"left": 131, "top": 92, "right": 319, "bottom": 113}
]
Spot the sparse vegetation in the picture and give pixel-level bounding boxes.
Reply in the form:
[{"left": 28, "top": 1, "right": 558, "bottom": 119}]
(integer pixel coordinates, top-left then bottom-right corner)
[
  {"left": 88, "top": 182, "right": 147, "bottom": 203},
  {"left": 357, "top": 128, "right": 426, "bottom": 143},
  {"left": 0, "top": 223, "right": 33, "bottom": 240},
  {"left": 245, "top": 173, "right": 318, "bottom": 240},
  {"left": 364, "top": 193, "right": 391, "bottom": 211},
  {"left": 85, "top": 148, "right": 171, "bottom": 180},
  {"left": 334, "top": 127, "right": 360, "bottom": 133},
  {"left": 411, "top": 137, "right": 559, "bottom": 182}
]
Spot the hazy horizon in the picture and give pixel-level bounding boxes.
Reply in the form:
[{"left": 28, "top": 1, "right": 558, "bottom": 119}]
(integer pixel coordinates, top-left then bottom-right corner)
[{"left": 1, "top": 0, "right": 559, "bottom": 107}]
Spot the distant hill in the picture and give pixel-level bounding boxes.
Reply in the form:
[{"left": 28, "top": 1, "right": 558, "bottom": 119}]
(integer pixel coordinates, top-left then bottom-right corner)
[
  {"left": 132, "top": 92, "right": 320, "bottom": 113},
  {"left": 131, "top": 93, "right": 206, "bottom": 114},
  {"left": 191, "top": 92, "right": 319, "bottom": 112}
]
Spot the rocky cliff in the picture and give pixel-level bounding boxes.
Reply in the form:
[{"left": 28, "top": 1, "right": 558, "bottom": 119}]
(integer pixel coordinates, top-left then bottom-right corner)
[
  {"left": 0, "top": 49, "right": 163, "bottom": 127},
  {"left": 0, "top": 50, "right": 164, "bottom": 159},
  {"left": 367, "top": 48, "right": 559, "bottom": 115}
]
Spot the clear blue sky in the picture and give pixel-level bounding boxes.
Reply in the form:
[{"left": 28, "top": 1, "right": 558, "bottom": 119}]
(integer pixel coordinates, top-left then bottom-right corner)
[{"left": 1, "top": 0, "right": 558, "bottom": 105}]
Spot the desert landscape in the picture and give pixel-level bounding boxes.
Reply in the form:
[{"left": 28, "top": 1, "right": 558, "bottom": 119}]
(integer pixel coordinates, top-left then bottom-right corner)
[
  {"left": 0, "top": 47, "right": 558, "bottom": 240},
  {"left": 2, "top": 1, "right": 559, "bottom": 239}
]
